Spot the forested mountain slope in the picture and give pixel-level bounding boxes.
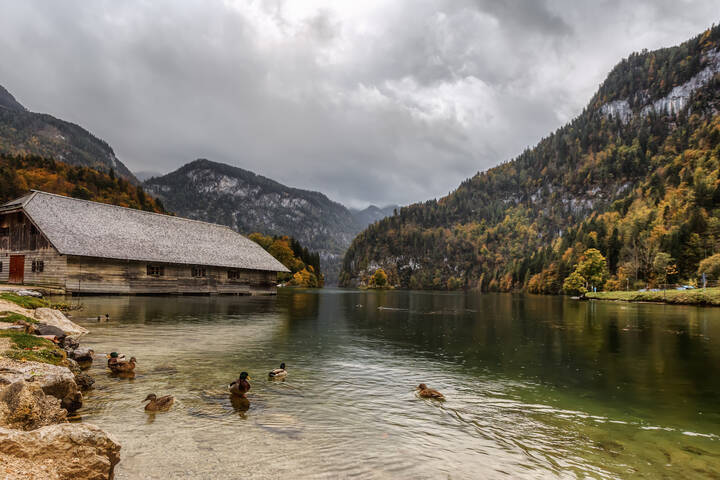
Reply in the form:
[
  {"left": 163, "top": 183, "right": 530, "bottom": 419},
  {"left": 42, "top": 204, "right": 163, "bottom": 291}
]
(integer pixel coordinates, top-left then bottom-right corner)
[
  {"left": 0, "top": 84, "right": 137, "bottom": 182},
  {"left": 144, "top": 159, "right": 371, "bottom": 284},
  {"left": 0, "top": 154, "right": 166, "bottom": 213},
  {"left": 341, "top": 25, "right": 720, "bottom": 292}
]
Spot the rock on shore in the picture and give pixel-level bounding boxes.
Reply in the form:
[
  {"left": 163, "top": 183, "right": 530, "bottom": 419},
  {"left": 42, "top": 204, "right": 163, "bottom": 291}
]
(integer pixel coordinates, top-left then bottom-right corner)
[
  {"left": 34, "top": 308, "right": 89, "bottom": 336},
  {"left": 0, "top": 358, "right": 83, "bottom": 412},
  {"left": 0, "top": 380, "right": 67, "bottom": 430},
  {"left": 0, "top": 299, "right": 121, "bottom": 478},
  {"left": 0, "top": 423, "right": 121, "bottom": 480},
  {"left": 0, "top": 356, "right": 120, "bottom": 479}
]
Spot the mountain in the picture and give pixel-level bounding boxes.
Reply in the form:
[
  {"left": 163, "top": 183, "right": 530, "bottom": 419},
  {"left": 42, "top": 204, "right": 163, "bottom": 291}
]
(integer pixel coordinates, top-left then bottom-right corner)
[
  {"left": 340, "top": 25, "right": 720, "bottom": 292},
  {"left": 351, "top": 205, "right": 398, "bottom": 228},
  {"left": 0, "top": 154, "right": 166, "bottom": 213},
  {"left": 0, "top": 84, "right": 137, "bottom": 182},
  {"left": 0, "top": 85, "right": 25, "bottom": 111},
  {"left": 135, "top": 170, "right": 164, "bottom": 182},
  {"left": 143, "top": 159, "right": 393, "bottom": 284}
]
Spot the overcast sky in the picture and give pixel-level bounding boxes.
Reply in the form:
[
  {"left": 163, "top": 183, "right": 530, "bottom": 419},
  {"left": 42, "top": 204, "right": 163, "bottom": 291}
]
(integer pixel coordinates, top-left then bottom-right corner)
[{"left": 0, "top": 1, "right": 717, "bottom": 208}]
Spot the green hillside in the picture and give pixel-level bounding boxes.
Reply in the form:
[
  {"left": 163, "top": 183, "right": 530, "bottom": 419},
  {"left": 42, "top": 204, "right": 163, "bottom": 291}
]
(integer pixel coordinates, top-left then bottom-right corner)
[{"left": 340, "top": 25, "right": 720, "bottom": 293}]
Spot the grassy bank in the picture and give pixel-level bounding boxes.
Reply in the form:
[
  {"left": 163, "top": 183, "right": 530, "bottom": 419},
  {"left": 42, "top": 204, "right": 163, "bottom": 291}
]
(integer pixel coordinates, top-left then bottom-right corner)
[
  {"left": 0, "top": 311, "right": 37, "bottom": 324},
  {"left": 586, "top": 287, "right": 720, "bottom": 306},
  {"left": 0, "top": 331, "right": 66, "bottom": 365},
  {"left": 0, "top": 292, "right": 48, "bottom": 309}
]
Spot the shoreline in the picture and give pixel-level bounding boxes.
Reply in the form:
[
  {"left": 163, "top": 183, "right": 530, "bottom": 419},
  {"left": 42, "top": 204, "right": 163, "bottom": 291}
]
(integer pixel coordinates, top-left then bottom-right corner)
[
  {"left": 0, "top": 289, "right": 121, "bottom": 479},
  {"left": 585, "top": 287, "right": 720, "bottom": 306}
]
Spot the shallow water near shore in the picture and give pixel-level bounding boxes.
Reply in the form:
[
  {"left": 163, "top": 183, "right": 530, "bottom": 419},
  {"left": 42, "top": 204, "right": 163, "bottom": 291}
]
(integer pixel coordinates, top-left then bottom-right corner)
[{"left": 66, "top": 290, "right": 720, "bottom": 479}]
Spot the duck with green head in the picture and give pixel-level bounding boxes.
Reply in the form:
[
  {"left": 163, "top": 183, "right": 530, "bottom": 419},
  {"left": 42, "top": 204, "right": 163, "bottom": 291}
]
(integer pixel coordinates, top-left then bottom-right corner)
[
  {"left": 229, "top": 372, "right": 251, "bottom": 397},
  {"left": 268, "top": 362, "right": 287, "bottom": 379},
  {"left": 106, "top": 351, "right": 125, "bottom": 367},
  {"left": 109, "top": 356, "right": 136, "bottom": 373}
]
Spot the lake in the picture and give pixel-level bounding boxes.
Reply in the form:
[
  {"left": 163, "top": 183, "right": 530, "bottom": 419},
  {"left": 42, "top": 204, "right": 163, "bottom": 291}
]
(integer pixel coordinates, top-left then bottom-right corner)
[{"left": 70, "top": 290, "right": 720, "bottom": 479}]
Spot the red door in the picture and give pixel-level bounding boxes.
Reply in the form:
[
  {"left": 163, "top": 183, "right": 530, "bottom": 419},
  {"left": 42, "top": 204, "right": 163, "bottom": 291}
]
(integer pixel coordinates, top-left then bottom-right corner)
[{"left": 9, "top": 255, "right": 24, "bottom": 284}]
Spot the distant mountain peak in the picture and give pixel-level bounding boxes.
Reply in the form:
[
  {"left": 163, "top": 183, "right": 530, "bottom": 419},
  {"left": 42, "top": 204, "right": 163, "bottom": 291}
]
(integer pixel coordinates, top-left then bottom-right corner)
[
  {"left": 144, "top": 158, "right": 397, "bottom": 285},
  {"left": 0, "top": 84, "right": 26, "bottom": 112},
  {"left": 0, "top": 83, "right": 137, "bottom": 182}
]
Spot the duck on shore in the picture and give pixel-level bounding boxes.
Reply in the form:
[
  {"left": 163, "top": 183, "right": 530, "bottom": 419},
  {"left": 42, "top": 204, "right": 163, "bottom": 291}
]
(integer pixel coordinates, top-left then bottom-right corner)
[
  {"left": 229, "top": 372, "right": 251, "bottom": 398},
  {"left": 143, "top": 393, "right": 174, "bottom": 412},
  {"left": 416, "top": 383, "right": 445, "bottom": 399},
  {"left": 268, "top": 362, "right": 287, "bottom": 379}
]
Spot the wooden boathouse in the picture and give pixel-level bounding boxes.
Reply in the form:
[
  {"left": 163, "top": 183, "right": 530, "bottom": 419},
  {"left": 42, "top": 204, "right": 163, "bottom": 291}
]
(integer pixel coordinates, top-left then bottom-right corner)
[{"left": 0, "top": 191, "right": 289, "bottom": 294}]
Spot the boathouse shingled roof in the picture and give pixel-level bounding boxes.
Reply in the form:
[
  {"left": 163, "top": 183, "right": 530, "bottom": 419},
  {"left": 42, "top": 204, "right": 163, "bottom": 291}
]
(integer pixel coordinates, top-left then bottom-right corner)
[{"left": 1, "top": 191, "right": 290, "bottom": 272}]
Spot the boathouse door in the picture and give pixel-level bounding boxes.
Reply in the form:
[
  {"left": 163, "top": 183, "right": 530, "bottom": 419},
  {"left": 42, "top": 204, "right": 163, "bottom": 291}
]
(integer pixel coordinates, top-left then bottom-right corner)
[{"left": 9, "top": 255, "right": 24, "bottom": 284}]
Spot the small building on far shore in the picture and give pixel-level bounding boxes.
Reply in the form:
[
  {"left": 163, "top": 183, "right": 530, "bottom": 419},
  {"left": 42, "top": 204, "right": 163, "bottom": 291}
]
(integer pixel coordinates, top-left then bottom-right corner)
[{"left": 0, "top": 191, "right": 289, "bottom": 295}]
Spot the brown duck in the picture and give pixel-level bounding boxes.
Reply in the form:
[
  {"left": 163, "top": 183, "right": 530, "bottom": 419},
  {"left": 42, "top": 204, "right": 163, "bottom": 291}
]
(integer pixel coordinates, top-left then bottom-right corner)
[
  {"left": 416, "top": 383, "right": 445, "bottom": 399},
  {"left": 143, "top": 393, "right": 174, "bottom": 412},
  {"left": 109, "top": 356, "right": 136, "bottom": 373},
  {"left": 228, "top": 372, "right": 251, "bottom": 398}
]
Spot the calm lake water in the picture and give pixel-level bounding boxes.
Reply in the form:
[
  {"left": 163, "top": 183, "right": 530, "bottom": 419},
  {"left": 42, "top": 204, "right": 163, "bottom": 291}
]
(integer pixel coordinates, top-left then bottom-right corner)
[{"left": 68, "top": 290, "right": 720, "bottom": 479}]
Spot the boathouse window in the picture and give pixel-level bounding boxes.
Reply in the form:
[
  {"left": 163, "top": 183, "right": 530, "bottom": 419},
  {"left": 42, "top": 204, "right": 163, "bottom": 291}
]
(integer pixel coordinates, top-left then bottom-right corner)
[
  {"left": 31, "top": 260, "right": 44, "bottom": 273},
  {"left": 228, "top": 269, "right": 240, "bottom": 280},
  {"left": 0, "top": 227, "right": 8, "bottom": 237},
  {"left": 147, "top": 265, "right": 164, "bottom": 277},
  {"left": 0, "top": 261, "right": 3, "bottom": 272},
  {"left": 191, "top": 266, "right": 206, "bottom": 278}
]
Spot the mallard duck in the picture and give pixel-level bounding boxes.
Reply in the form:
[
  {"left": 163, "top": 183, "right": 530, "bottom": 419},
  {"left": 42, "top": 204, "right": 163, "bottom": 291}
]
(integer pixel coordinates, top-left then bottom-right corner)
[
  {"left": 269, "top": 362, "right": 287, "bottom": 379},
  {"left": 143, "top": 393, "right": 174, "bottom": 412},
  {"left": 416, "top": 383, "right": 444, "bottom": 399},
  {"left": 106, "top": 352, "right": 126, "bottom": 367},
  {"left": 109, "top": 356, "right": 136, "bottom": 373},
  {"left": 229, "top": 372, "right": 251, "bottom": 397}
]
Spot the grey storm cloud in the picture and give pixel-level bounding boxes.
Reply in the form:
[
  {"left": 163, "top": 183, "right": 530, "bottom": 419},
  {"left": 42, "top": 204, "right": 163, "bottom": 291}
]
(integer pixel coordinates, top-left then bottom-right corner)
[{"left": 0, "top": 0, "right": 716, "bottom": 208}]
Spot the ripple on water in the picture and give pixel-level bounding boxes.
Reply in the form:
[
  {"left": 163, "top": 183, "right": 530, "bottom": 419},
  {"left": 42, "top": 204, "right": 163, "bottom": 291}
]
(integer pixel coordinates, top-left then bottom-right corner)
[{"left": 67, "top": 293, "right": 720, "bottom": 479}]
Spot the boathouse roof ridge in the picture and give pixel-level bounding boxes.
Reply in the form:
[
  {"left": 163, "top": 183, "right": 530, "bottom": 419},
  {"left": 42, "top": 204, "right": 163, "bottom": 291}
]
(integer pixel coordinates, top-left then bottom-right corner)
[{"left": 2, "top": 191, "right": 290, "bottom": 273}]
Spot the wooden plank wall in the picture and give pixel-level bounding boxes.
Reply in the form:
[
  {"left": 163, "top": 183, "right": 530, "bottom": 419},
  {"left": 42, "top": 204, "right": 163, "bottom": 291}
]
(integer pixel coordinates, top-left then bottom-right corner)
[
  {"left": 66, "top": 256, "right": 278, "bottom": 295},
  {"left": 1, "top": 210, "right": 279, "bottom": 295},
  {"left": 0, "top": 211, "right": 67, "bottom": 288}
]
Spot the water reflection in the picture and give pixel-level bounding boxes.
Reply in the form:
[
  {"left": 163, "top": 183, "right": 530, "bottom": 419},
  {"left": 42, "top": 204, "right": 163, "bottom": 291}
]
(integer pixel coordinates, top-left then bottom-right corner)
[{"left": 69, "top": 290, "right": 720, "bottom": 479}]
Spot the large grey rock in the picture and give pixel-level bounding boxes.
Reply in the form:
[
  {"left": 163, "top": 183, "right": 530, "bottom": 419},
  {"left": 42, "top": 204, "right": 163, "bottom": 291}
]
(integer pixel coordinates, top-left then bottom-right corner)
[
  {"left": 34, "top": 308, "right": 89, "bottom": 336},
  {"left": 0, "top": 423, "right": 121, "bottom": 480},
  {"left": 0, "top": 380, "right": 67, "bottom": 430},
  {"left": 35, "top": 323, "right": 67, "bottom": 339},
  {"left": 0, "top": 358, "right": 82, "bottom": 412},
  {"left": 69, "top": 347, "right": 94, "bottom": 362}
]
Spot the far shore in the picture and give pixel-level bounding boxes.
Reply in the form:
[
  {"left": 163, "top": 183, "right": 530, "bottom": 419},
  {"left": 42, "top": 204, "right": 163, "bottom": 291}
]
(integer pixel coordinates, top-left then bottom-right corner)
[{"left": 585, "top": 287, "right": 720, "bottom": 306}]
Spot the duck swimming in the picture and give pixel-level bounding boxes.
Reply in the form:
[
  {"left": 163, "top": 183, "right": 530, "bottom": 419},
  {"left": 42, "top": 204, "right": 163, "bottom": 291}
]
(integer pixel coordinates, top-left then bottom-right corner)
[
  {"left": 268, "top": 362, "right": 287, "bottom": 379},
  {"left": 229, "top": 372, "right": 251, "bottom": 397},
  {"left": 143, "top": 393, "right": 174, "bottom": 412},
  {"left": 106, "top": 352, "right": 126, "bottom": 368},
  {"left": 109, "top": 356, "right": 136, "bottom": 373},
  {"left": 416, "top": 383, "right": 444, "bottom": 399}
]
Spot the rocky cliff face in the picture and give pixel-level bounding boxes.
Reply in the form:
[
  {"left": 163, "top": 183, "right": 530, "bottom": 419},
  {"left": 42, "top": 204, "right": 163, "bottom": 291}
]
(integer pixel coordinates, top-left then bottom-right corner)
[
  {"left": 0, "top": 83, "right": 137, "bottom": 182},
  {"left": 144, "top": 159, "right": 396, "bottom": 284}
]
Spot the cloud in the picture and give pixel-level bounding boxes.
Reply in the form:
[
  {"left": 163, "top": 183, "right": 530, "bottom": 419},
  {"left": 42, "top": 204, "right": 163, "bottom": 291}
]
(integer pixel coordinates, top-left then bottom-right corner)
[{"left": 0, "top": 0, "right": 716, "bottom": 208}]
